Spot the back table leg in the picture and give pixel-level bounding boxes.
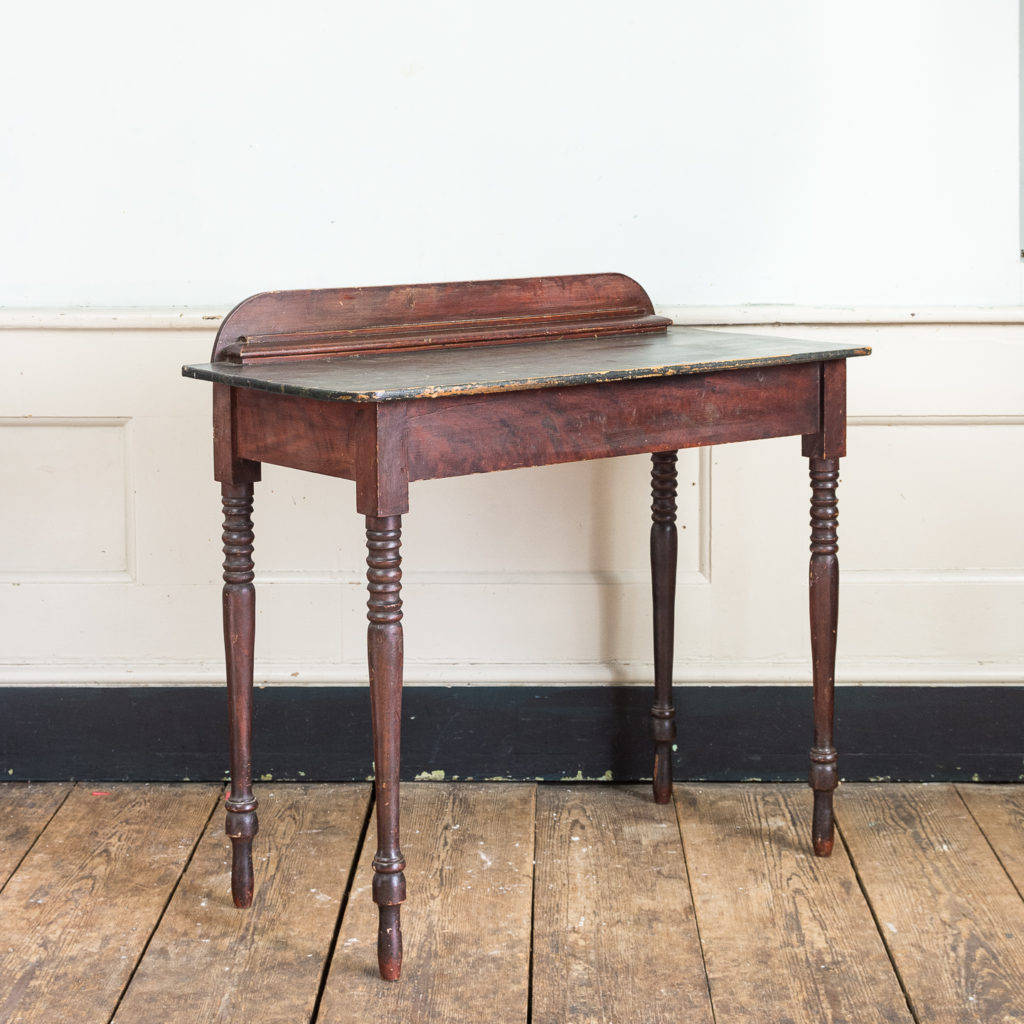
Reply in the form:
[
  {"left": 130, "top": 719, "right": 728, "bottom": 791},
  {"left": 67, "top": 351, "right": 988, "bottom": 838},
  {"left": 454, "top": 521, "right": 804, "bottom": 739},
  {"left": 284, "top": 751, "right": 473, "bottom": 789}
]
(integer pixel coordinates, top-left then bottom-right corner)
[
  {"left": 650, "top": 451, "right": 679, "bottom": 803},
  {"left": 366, "top": 514, "right": 407, "bottom": 980},
  {"left": 808, "top": 456, "right": 840, "bottom": 856},
  {"left": 221, "top": 482, "right": 259, "bottom": 906}
]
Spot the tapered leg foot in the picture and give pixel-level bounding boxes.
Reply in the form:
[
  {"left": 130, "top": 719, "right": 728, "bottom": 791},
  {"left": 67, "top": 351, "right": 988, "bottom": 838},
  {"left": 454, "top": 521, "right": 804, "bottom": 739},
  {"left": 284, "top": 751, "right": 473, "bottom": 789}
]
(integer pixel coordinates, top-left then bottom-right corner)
[
  {"left": 812, "top": 790, "right": 835, "bottom": 857},
  {"left": 650, "top": 451, "right": 679, "bottom": 803},
  {"left": 374, "top": 877, "right": 406, "bottom": 981},
  {"left": 810, "top": 746, "right": 837, "bottom": 856},
  {"left": 226, "top": 803, "right": 258, "bottom": 906},
  {"left": 651, "top": 711, "right": 675, "bottom": 804},
  {"left": 378, "top": 908, "right": 402, "bottom": 981},
  {"left": 808, "top": 457, "right": 840, "bottom": 857}
]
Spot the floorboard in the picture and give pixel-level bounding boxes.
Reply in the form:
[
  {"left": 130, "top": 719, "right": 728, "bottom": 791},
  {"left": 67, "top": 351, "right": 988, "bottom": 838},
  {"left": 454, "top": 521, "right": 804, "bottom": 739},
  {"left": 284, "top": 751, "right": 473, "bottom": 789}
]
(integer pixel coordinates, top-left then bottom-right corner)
[
  {"left": 0, "top": 783, "right": 216, "bottom": 1024},
  {"left": 532, "top": 785, "right": 714, "bottom": 1024},
  {"left": 112, "top": 784, "right": 371, "bottom": 1024},
  {"left": 1, "top": 781, "right": 1022, "bottom": 1024},
  {"left": 0, "top": 782, "right": 72, "bottom": 888},
  {"left": 840, "top": 783, "right": 1024, "bottom": 1024},
  {"left": 677, "top": 783, "right": 914, "bottom": 1024},
  {"left": 957, "top": 783, "right": 1024, "bottom": 899},
  {"left": 317, "top": 782, "right": 536, "bottom": 1024}
]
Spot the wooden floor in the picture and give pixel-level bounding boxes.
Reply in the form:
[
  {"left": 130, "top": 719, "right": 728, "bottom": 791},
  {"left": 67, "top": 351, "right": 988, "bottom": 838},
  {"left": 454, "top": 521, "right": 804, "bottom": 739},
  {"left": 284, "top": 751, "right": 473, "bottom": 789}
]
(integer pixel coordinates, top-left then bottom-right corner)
[{"left": 1, "top": 783, "right": 1022, "bottom": 1024}]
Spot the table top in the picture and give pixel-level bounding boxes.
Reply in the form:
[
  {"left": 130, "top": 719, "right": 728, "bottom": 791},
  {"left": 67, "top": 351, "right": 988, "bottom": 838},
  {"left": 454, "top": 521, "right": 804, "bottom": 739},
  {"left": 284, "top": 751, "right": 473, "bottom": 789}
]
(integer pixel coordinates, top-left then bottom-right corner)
[{"left": 183, "top": 326, "right": 870, "bottom": 403}]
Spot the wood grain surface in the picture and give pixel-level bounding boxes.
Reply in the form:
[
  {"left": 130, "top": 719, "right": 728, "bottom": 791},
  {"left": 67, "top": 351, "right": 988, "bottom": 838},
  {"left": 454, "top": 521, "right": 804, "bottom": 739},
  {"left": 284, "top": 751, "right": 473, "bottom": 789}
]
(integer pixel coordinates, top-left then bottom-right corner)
[
  {"left": 318, "top": 783, "right": 536, "bottom": 1024},
  {"left": 840, "top": 783, "right": 1024, "bottom": 1024},
  {"left": 208, "top": 273, "right": 664, "bottom": 363},
  {"left": 677, "top": 783, "right": 913, "bottom": 1024},
  {"left": 0, "top": 784, "right": 217, "bottom": 1024},
  {"left": 4, "top": 782, "right": 1021, "bottom": 1023},
  {"left": 958, "top": 783, "right": 1024, "bottom": 897},
  {"left": 0, "top": 783, "right": 71, "bottom": 888},
  {"left": 112, "top": 784, "right": 370, "bottom": 1024},
  {"left": 186, "top": 325, "right": 868, "bottom": 402},
  {"left": 532, "top": 785, "right": 713, "bottom": 1024}
]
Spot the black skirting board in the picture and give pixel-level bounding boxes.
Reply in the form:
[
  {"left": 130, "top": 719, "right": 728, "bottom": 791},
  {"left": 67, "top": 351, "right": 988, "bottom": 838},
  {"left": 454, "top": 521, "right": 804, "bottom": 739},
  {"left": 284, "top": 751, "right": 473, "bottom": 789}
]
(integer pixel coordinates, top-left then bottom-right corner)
[{"left": 1, "top": 684, "right": 1021, "bottom": 783}]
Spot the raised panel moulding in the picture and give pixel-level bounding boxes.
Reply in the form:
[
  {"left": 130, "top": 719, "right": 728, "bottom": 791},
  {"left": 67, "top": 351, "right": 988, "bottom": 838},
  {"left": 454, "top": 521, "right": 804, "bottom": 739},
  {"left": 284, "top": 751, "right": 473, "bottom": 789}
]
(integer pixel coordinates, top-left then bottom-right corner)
[
  {"left": 0, "top": 417, "right": 134, "bottom": 581},
  {"left": 842, "top": 416, "right": 1024, "bottom": 583}
]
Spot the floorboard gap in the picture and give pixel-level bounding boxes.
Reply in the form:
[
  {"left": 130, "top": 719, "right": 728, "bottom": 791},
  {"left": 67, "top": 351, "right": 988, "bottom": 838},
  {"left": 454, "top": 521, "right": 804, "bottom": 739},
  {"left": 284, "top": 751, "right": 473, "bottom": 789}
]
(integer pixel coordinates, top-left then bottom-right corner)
[
  {"left": 525, "top": 786, "right": 544, "bottom": 1024},
  {"left": 954, "top": 784, "right": 1024, "bottom": 904},
  {"left": 673, "top": 789, "right": 719, "bottom": 1024},
  {"left": 105, "top": 786, "right": 223, "bottom": 1024},
  {"left": 835, "top": 815, "right": 920, "bottom": 1024},
  {"left": 309, "top": 785, "right": 376, "bottom": 1024},
  {"left": 0, "top": 782, "right": 77, "bottom": 898}
]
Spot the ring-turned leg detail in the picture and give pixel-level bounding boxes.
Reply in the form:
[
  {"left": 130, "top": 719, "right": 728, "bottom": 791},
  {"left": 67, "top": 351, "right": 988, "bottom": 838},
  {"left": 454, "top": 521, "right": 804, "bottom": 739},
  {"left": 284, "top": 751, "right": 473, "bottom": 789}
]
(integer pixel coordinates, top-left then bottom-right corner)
[
  {"left": 366, "top": 515, "right": 407, "bottom": 980},
  {"left": 650, "top": 451, "right": 679, "bottom": 804},
  {"left": 222, "top": 482, "right": 260, "bottom": 906},
  {"left": 808, "top": 457, "right": 840, "bottom": 856}
]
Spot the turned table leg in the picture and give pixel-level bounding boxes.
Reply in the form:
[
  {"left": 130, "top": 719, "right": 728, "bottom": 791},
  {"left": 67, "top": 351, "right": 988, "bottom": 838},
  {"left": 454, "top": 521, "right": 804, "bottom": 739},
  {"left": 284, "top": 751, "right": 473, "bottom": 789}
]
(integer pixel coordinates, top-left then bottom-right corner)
[
  {"left": 650, "top": 451, "right": 679, "bottom": 804},
  {"left": 221, "top": 482, "right": 259, "bottom": 905},
  {"left": 366, "top": 514, "right": 407, "bottom": 980},
  {"left": 808, "top": 456, "right": 840, "bottom": 856}
]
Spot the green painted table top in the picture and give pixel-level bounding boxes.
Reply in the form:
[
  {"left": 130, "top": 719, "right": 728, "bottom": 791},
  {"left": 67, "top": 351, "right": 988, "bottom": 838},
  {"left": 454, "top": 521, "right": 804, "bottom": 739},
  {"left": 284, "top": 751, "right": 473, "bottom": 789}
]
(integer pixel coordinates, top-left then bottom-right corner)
[{"left": 182, "top": 326, "right": 870, "bottom": 403}]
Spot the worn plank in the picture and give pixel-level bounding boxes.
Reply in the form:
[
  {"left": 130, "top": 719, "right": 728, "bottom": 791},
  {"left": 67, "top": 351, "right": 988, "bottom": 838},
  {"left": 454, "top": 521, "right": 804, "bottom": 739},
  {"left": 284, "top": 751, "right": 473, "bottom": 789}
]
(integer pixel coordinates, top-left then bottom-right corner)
[
  {"left": 0, "top": 783, "right": 217, "bottom": 1024},
  {"left": 677, "top": 783, "right": 913, "bottom": 1024},
  {"left": 318, "top": 782, "right": 535, "bottom": 1024},
  {"left": 957, "top": 784, "right": 1024, "bottom": 898},
  {"left": 113, "top": 783, "right": 371, "bottom": 1024},
  {"left": 0, "top": 783, "right": 72, "bottom": 888},
  {"left": 531, "top": 785, "right": 714, "bottom": 1024},
  {"left": 841, "top": 783, "right": 1024, "bottom": 1023}
]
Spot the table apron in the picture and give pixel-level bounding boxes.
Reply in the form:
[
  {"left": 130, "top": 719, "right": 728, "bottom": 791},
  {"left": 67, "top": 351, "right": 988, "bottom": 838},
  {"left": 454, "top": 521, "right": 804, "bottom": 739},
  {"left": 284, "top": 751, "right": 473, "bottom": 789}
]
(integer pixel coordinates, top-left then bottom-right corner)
[
  {"left": 228, "top": 361, "right": 823, "bottom": 482},
  {"left": 405, "top": 363, "right": 821, "bottom": 479},
  {"left": 232, "top": 389, "right": 361, "bottom": 479}
]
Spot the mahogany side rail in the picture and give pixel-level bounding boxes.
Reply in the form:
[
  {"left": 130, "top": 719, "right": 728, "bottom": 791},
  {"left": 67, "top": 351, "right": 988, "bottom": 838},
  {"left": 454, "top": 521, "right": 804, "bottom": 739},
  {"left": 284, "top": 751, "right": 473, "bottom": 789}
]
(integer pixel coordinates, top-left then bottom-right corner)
[{"left": 182, "top": 272, "right": 870, "bottom": 980}]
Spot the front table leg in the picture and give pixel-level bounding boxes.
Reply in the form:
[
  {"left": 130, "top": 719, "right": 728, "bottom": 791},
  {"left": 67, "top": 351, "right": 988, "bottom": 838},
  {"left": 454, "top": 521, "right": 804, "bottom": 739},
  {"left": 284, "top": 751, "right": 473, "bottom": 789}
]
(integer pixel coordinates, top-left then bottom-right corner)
[
  {"left": 650, "top": 451, "right": 679, "bottom": 803},
  {"left": 808, "top": 457, "right": 840, "bottom": 856},
  {"left": 366, "top": 515, "right": 407, "bottom": 980},
  {"left": 221, "top": 482, "right": 259, "bottom": 906}
]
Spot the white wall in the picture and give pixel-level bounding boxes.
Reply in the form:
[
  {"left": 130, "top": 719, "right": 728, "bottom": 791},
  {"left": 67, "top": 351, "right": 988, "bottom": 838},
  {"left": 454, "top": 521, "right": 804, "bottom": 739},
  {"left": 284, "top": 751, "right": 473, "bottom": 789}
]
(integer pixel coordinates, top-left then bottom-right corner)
[
  {"left": 1, "top": 1, "right": 1022, "bottom": 690},
  {"left": 2, "top": 1, "right": 1019, "bottom": 307}
]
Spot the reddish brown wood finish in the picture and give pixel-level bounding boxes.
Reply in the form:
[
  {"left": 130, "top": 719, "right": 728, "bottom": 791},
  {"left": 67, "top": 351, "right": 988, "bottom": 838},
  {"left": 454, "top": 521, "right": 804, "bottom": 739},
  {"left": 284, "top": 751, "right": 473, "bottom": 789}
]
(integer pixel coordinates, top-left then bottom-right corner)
[
  {"left": 365, "top": 516, "right": 407, "bottom": 979},
  {"left": 802, "top": 360, "right": 847, "bottom": 461},
  {"left": 211, "top": 273, "right": 669, "bottom": 364},
  {"left": 808, "top": 458, "right": 840, "bottom": 856},
  {"left": 227, "top": 364, "right": 820, "bottom": 485},
  {"left": 213, "top": 384, "right": 261, "bottom": 486},
  {"left": 187, "top": 273, "right": 866, "bottom": 979},
  {"left": 802, "top": 360, "right": 847, "bottom": 857},
  {"left": 650, "top": 452, "right": 679, "bottom": 804},
  {"left": 231, "top": 391, "right": 359, "bottom": 480},
  {"left": 402, "top": 365, "right": 819, "bottom": 478},
  {"left": 221, "top": 482, "right": 259, "bottom": 905}
]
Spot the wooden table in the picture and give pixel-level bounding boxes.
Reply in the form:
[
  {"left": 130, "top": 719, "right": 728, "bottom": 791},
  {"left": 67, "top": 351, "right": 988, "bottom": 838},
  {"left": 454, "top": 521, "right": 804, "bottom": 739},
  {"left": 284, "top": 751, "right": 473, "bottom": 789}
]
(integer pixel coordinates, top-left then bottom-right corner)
[{"left": 183, "top": 273, "right": 870, "bottom": 980}]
